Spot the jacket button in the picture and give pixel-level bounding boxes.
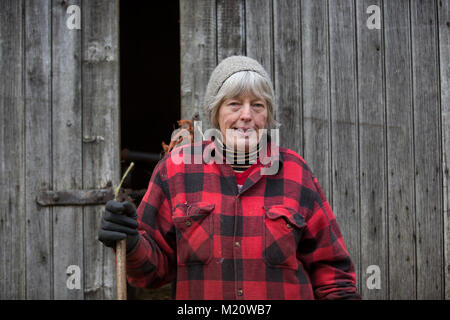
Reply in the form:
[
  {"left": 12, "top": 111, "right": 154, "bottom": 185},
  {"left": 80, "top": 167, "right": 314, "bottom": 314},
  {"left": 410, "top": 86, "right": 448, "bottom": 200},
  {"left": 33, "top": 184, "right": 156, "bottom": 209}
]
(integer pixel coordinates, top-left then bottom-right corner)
[
  {"left": 286, "top": 223, "right": 292, "bottom": 229},
  {"left": 237, "top": 289, "right": 243, "bottom": 296},
  {"left": 185, "top": 220, "right": 191, "bottom": 226},
  {"left": 235, "top": 241, "right": 240, "bottom": 247}
]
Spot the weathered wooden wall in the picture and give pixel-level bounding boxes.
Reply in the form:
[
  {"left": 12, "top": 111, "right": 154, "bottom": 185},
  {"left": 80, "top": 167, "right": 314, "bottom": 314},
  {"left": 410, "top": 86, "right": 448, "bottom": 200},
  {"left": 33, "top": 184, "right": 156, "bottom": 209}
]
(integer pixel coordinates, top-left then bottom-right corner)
[
  {"left": 180, "top": 0, "right": 450, "bottom": 299},
  {"left": 0, "top": 0, "right": 448, "bottom": 301},
  {"left": 0, "top": 0, "right": 120, "bottom": 299}
]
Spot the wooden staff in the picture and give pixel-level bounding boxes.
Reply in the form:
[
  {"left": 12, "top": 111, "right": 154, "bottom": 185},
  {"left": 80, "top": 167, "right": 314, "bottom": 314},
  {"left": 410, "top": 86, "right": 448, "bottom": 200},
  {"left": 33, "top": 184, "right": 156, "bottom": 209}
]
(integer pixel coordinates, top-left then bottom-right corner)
[{"left": 114, "top": 162, "right": 135, "bottom": 300}]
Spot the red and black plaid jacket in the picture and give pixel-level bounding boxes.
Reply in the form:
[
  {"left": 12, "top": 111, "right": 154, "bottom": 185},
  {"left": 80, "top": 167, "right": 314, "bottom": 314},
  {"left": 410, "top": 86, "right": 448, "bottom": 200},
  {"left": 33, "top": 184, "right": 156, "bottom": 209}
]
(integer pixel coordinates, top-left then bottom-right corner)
[{"left": 126, "top": 138, "right": 360, "bottom": 300}]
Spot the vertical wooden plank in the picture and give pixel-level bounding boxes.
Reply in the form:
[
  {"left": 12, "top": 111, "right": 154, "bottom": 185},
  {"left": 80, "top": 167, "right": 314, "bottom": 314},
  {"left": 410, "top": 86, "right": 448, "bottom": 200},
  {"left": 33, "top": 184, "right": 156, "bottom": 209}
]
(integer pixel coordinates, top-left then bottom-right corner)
[
  {"left": 180, "top": 0, "right": 216, "bottom": 128},
  {"left": 0, "top": 0, "right": 26, "bottom": 300},
  {"left": 411, "top": 0, "right": 443, "bottom": 299},
  {"left": 52, "top": 0, "right": 84, "bottom": 299},
  {"left": 384, "top": 0, "right": 416, "bottom": 300},
  {"left": 273, "top": 0, "right": 302, "bottom": 155},
  {"left": 217, "top": 0, "right": 245, "bottom": 59},
  {"left": 24, "top": 0, "right": 53, "bottom": 299},
  {"left": 301, "top": 0, "right": 331, "bottom": 200},
  {"left": 438, "top": 0, "right": 450, "bottom": 301},
  {"left": 356, "top": 0, "right": 387, "bottom": 300},
  {"left": 328, "top": 0, "right": 361, "bottom": 293},
  {"left": 82, "top": 0, "right": 119, "bottom": 300},
  {"left": 245, "top": 0, "right": 274, "bottom": 101},
  {"left": 245, "top": 0, "right": 273, "bottom": 68},
  {"left": 437, "top": 0, "right": 450, "bottom": 300}
]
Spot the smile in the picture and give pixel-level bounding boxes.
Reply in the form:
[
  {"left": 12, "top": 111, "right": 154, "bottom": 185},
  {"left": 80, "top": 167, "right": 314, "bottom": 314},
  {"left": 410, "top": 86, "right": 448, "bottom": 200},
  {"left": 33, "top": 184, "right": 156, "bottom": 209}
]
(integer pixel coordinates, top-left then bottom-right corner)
[{"left": 232, "top": 128, "right": 256, "bottom": 137}]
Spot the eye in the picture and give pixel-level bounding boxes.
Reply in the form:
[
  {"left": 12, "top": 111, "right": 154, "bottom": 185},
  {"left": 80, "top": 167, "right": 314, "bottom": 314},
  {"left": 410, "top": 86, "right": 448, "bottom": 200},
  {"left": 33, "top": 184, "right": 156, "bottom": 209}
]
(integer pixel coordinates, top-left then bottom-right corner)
[
  {"left": 252, "top": 102, "right": 265, "bottom": 109},
  {"left": 228, "top": 101, "right": 241, "bottom": 108}
]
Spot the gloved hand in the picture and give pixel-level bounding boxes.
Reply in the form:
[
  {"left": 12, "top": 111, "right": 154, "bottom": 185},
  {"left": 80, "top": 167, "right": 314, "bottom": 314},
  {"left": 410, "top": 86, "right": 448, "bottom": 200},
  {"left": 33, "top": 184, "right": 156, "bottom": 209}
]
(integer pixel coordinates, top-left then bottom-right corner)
[{"left": 98, "top": 200, "right": 140, "bottom": 253}]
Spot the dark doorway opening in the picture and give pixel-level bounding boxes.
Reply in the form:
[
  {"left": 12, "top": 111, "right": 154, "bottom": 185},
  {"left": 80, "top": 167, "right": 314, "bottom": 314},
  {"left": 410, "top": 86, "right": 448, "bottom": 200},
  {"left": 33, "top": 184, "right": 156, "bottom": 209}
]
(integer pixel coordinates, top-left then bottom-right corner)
[
  {"left": 119, "top": 0, "right": 180, "bottom": 299},
  {"left": 120, "top": 0, "right": 180, "bottom": 189}
]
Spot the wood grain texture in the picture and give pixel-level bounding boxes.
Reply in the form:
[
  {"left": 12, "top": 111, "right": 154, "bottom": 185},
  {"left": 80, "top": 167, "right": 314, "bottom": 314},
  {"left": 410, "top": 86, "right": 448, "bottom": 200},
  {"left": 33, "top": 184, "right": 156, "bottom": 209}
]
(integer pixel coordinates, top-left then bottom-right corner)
[
  {"left": 24, "top": 0, "right": 53, "bottom": 299},
  {"left": 217, "top": 0, "right": 245, "bottom": 59},
  {"left": 273, "top": 0, "right": 302, "bottom": 155},
  {"left": 180, "top": 0, "right": 216, "bottom": 128},
  {"left": 356, "top": 0, "right": 387, "bottom": 300},
  {"left": 51, "top": 0, "right": 84, "bottom": 300},
  {"left": 245, "top": 0, "right": 274, "bottom": 93},
  {"left": 328, "top": 0, "right": 361, "bottom": 293},
  {"left": 384, "top": 0, "right": 416, "bottom": 300},
  {"left": 0, "top": 0, "right": 26, "bottom": 300},
  {"left": 81, "top": 0, "right": 119, "bottom": 300},
  {"left": 437, "top": 0, "right": 450, "bottom": 301},
  {"left": 410, "top": 0, "right": 443, "bottom": 299},
  {"left": 300, "top": 0, "right": 331, "bottom": 201}
]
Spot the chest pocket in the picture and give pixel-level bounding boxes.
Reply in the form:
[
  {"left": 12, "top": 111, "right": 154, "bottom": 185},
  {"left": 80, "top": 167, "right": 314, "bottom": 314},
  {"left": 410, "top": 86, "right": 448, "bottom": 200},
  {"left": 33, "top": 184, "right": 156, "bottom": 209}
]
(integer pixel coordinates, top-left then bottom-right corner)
[
  {"left": 172, "top": 202, "right": 215, "bottom": 266},
  {"left": 263, "top": 205, "right": 306, "bottom": 270}
]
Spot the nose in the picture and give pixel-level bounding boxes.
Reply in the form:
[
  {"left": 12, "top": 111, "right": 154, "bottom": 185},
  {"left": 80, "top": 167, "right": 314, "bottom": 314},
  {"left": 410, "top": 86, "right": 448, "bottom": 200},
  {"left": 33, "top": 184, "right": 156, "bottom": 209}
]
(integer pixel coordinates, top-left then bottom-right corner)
[{"left": 239, "top": 103, "right": 252, "bottom": 122}]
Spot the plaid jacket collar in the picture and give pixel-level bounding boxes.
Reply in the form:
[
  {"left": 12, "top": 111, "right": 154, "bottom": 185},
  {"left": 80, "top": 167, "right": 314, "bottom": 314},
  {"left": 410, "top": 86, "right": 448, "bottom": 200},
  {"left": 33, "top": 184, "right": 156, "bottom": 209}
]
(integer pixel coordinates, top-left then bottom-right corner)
[{"left": 205, "top": 135, "right": 284, "bottom": 195}]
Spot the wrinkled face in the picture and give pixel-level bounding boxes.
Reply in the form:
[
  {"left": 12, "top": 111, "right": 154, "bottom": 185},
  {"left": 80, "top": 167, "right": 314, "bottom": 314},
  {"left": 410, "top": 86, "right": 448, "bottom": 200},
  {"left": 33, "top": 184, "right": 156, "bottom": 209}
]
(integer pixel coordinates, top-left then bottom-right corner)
[{"left": 217, "top": 91, "right": 268, "bottom": 152}]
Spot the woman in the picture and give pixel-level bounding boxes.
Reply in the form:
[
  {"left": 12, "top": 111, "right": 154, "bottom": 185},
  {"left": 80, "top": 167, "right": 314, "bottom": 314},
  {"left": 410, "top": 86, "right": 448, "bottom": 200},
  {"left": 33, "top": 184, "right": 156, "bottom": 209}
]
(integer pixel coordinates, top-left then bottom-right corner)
[{"left": 99, "top": 56, "right": 360, "bottom": 300}]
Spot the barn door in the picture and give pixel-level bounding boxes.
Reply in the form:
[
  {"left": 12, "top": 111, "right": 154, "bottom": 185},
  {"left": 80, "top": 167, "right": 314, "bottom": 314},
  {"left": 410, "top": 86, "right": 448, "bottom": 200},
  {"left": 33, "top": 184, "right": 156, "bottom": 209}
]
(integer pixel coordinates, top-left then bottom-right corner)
[
  {"left": 0, "top": 0, "right": 120, "bottom": 300},
  {"left": 48, "top": 0, "right": 120, "bottom": 300}
]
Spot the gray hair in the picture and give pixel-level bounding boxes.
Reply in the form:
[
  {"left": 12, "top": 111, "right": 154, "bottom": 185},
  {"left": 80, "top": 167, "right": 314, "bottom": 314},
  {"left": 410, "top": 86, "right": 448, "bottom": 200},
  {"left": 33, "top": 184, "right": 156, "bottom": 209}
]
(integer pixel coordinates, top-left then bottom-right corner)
[{"left": 206, "top": 70, "right": 278, "bottom": 129}]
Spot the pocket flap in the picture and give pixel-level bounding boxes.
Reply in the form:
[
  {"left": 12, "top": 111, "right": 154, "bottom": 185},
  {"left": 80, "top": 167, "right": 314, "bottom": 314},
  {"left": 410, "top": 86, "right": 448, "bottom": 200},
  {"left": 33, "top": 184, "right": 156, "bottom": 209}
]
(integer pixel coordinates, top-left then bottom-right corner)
[
  {"left": 173, "top": 201, "right": 215, "bottom": 217},
  {"left": 189, "top": 202, "right": 215, "bottom": 216},
  {"left": 264, "top": 205, "right": 305, "bottom": 229}
]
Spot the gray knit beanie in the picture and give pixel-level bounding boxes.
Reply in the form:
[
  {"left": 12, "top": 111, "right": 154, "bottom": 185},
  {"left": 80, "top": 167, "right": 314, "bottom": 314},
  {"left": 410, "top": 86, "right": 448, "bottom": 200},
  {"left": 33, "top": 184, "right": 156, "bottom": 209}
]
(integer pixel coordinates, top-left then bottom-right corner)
[{"left": 203, "top": 55, "right": 275, "bottom": 127}]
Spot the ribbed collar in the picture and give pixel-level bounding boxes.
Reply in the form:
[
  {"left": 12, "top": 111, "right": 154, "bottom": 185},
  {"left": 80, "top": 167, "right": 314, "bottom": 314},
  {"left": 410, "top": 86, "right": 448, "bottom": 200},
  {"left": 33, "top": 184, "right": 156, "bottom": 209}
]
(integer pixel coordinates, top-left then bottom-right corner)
[
  {"left": 207, "top": 133, "right": 278, "bottom": 170},
  {"left": 213, "top": 136, "right": 261, "bottom": 172}
]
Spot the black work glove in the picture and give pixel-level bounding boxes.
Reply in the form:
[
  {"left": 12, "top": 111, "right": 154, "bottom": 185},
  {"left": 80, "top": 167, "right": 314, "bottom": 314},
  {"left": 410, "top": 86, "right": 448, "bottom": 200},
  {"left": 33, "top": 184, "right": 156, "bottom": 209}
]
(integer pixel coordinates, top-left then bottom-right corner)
[{"left": 98, "top": 200, "right": 140, "bottom": 253}]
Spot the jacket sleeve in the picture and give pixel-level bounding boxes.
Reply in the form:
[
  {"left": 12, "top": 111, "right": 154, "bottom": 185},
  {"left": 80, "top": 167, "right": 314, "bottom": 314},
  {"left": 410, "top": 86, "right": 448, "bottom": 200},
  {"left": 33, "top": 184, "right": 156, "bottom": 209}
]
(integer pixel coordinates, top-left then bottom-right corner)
[
  {"left": 125, "top": 159, "right": 176, "bottom": 289},
  {"left": 297, "top": 175, "right": 361, "bottom": 300}
]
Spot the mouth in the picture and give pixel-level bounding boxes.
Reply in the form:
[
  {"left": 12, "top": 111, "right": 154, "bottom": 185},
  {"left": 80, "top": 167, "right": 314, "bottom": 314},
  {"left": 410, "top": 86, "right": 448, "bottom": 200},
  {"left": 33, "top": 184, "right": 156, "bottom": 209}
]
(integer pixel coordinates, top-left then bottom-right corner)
[{"left": 232, "top": 127, "right": 256, "bottom": 137}]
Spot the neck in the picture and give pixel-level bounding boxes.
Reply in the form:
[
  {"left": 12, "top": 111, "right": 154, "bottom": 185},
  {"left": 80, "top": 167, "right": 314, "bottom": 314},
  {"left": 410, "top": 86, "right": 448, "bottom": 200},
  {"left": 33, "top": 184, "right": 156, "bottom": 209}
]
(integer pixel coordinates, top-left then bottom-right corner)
[{"left": 214, "top": 138, "right": 260, "bottom": 173}]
